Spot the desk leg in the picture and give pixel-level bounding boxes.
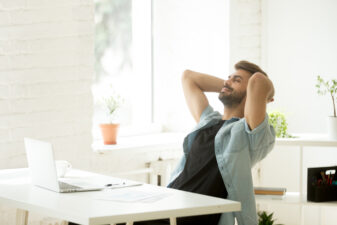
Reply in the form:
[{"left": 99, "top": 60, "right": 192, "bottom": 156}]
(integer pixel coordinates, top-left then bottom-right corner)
[
  {"left": 16, "top": 209, "right": 28, "bottom": 225},
  {"left": 169, "top": 217, "right": 177, "bottom": 225}
]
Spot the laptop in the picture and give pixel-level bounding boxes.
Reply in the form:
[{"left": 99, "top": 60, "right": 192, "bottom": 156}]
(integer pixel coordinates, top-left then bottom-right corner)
[{"left": 24, "top": 138, "right": 104, "bottom": 193}]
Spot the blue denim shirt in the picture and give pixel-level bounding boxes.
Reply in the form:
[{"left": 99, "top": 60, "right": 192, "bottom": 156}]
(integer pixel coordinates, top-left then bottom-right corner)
[{"left": 168, "top": 105, "right": 275, "bottom": 225}]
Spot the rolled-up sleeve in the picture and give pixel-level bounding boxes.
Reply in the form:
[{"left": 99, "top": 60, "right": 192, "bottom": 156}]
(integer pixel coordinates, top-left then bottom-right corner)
[
  {"left": 200, "top": 105, "right": 214, "bottom": 122},
  {"left": 243, "top": 114, "right": 276, "bottom": 165}
]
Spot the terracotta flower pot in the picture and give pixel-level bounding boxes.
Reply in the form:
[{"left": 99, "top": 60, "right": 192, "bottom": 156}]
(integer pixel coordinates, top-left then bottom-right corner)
[{"left": 99, "top": 123, "right": 120, "bottom": 145}]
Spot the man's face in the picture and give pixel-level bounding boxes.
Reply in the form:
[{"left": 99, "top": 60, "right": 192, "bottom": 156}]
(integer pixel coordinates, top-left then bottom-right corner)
[{"left": 218, "top": 69, "right": 251, "bottom": 107}]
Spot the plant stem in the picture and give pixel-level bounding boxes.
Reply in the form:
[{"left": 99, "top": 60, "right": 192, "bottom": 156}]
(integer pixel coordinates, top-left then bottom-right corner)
[{"left": 331, "top": 93, "right": 336, "bottom": 117}]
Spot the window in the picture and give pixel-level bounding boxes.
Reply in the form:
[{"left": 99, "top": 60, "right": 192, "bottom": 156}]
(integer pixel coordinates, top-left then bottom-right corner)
[
  {"left": 93, "top": 0, "right": 230, "bottom": 139},
  {"left": 93, "top": 0, "right": 154, "bottom": 138}
]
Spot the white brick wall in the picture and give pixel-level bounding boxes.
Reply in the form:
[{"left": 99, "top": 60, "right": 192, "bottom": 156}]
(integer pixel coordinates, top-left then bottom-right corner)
[
  {"left": 0, "top": 0, "right": 94, "bottom": 170},
  {"left": 0, "top": 1, "right": 95, "bottom": 224},
  {"left": 230, "top": 0, "right": 262, "bottom": 66}
]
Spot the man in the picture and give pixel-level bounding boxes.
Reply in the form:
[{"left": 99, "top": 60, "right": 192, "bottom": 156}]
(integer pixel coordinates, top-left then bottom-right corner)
[
  {"left": 135, "top": 60, "right": 276, "bottom": 225},
  {"left": 70, "top": 61, "right": 275, "bottom": 225}
]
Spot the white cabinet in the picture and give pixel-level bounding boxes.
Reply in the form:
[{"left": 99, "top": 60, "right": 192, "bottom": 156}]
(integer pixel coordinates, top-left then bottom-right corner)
[{"left": 255, "top": 134, "right": 337, "bottom": 225}]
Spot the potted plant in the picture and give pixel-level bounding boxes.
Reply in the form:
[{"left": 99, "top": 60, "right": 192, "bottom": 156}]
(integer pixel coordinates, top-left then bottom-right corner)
[
  {"left": 258, "top": 211, "right": 284, "bottom": 225},
  {"left": 99, "top": 89, "right": 124, "bottom": 145},
  {"left": 316, "top": 75, "right": 337, "bottom": 139},
  {"left": 268, "top": 111, "right": 293, "bottom": 138}
]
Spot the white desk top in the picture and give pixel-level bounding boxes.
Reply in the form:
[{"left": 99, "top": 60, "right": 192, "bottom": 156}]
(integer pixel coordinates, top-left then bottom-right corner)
[{"left": 0, "top": 168, "right": 241, "bottom": 225}]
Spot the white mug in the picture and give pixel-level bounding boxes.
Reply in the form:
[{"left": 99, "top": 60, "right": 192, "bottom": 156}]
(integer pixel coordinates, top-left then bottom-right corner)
[{"left": 55, "top": 160, "right": 72, "bottom": 178}]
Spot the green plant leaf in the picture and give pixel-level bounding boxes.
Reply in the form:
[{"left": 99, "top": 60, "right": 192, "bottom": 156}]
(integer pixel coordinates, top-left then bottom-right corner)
[
  {"left": 101, "top": 88, "right": 124, "bottom": 123},
  {"left": 268, "top": 111, "right": 293, "bottom": 138},
  {"left": 315, "top": 75, "right": 337, "bottom": 117},
  {"left": 258, "top": 211, "right": 284, "bottom": 225}
]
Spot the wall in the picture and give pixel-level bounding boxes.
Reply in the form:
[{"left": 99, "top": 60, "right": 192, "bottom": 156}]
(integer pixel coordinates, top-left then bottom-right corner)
[
  {"left": 263, "top": 0, "right": 337, "bottom": 134},
  {"left": 0, "top": 0, "right": 94, "bottom": 170},
  {"left": 229, "top": 0, "right": 263, "bottom": 67},
  {"left": 257, "top": 0, "right": 337, "bottom": 225},
  {"left": 0, "top": 0, "right": 94, "bottom": 224},
  {"left": 152, "top": 0, "right": 230, "bottom": 131}
]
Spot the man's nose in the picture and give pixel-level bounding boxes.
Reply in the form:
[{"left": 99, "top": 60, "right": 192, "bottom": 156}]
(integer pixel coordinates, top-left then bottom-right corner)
[{"left": 224, "top": 79, "right": 232, "bottom": 86}]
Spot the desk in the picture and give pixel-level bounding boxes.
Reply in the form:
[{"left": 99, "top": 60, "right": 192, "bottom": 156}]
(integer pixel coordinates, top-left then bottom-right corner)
[{"left": 0, "top": 168, "right": 241, "bottom": 225}]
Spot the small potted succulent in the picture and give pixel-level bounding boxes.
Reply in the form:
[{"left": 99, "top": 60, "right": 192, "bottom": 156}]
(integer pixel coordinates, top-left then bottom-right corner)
[
  {"left": 258, "top": 211, "right": 284, "bottom": 225},
  {"left": 316, "top": 75, "right": 337, "bottom": 139},
  {"left": 99, "top": 89, "right": 124, "bottom": 145}
]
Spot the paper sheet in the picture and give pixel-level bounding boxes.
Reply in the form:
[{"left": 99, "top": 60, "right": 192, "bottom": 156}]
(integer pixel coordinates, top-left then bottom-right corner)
[{"left": 96, "top": 188, "right": 171, "bottom": 203}]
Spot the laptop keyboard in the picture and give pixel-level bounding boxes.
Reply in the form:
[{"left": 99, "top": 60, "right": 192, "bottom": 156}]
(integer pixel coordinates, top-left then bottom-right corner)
[{"left": 59, "top": 181, "right": 81, "bottom": 191}]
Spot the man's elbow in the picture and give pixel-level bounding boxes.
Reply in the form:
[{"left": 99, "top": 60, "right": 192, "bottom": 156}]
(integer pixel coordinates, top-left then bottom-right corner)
[
  {"left": 249, "top": 72, "right": 269, "bottom": 86},
  {"left": 248, "top": 73, "right": 274, "bottom": 100},
  {"left": 182, "top": 70, "right": 197, "bottom": 87},
  {"left": 182, "top": 69, "right": 192, "bottom": 80}
]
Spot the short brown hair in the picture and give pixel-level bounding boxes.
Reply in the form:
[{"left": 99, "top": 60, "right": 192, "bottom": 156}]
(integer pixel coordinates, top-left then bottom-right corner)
[{"left": 235, "top": 60, "right": 268, "bottom": 77}]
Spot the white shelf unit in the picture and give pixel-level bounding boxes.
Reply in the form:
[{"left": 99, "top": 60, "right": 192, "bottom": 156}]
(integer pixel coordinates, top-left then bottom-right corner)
[
  {"left": 255, "top": 134, "right": 337, "bottom": 225},
  {"left": 256, "top": 192, "right": 337, "bottom": 207}
]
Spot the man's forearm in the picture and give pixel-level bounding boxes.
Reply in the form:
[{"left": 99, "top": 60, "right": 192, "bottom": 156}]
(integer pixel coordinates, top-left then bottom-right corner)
[
  {"left": 244, "top": 72, "right": 275, "bottom": 130},
  {"left": 182, "top": 70, "right": 224, "bottom": 93}
]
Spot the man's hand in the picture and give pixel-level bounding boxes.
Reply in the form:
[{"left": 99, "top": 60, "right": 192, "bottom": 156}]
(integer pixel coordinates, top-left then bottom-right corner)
[
  {"left": 181, "top": 70, "right": 224, "bottom": 122},
  {"left": 244, "top": 72, "right": 274, "bottom": 130}
]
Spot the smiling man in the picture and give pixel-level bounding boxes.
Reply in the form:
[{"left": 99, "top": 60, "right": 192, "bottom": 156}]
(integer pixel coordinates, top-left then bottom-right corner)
[
  {"left": 70, "top": 61, "right": 276, "bottom": 225},
  {"left": 134, "top": 60, "right": 276, "bottom": 225}
]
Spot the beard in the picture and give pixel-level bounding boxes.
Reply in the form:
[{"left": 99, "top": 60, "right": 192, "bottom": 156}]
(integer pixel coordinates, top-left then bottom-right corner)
[{"left": 218, "top": 89, "right": 246, "bottom": 107}]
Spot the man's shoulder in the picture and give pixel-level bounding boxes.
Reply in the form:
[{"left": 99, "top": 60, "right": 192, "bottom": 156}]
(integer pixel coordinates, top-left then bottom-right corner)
[
  {"left": 199, "top": 105, "right": 222, "bottom": 123},
  {"left": 218, "top": 114, "right": 275, "bottom": 141}
]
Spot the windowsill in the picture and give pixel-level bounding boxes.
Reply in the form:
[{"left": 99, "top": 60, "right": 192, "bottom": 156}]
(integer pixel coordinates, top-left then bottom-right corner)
[{"left": 92, "top": 132, "right": 186, "bottom": 154}]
